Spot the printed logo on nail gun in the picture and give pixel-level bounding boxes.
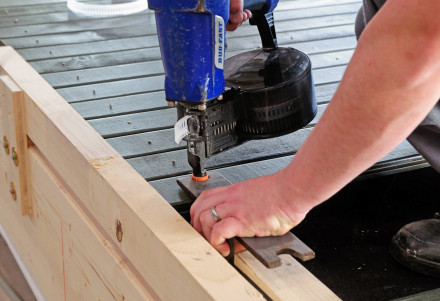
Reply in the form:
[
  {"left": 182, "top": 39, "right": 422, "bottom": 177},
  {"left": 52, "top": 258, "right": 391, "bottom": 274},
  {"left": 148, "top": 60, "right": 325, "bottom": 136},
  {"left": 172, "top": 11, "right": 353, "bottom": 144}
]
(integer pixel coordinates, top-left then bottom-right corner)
[{"left": 214, "top": 16, "right": 225, "bottom": 70}]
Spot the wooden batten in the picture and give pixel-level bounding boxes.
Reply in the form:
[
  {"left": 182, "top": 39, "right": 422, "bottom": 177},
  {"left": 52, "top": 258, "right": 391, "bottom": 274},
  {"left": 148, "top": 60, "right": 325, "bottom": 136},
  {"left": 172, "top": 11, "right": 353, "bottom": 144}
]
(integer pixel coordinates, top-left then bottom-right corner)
[
  {"left": 0, "top": 45, "right": 340, "bottom": 300},
  {"left": 0, "top": 74, "right": 33, "bottom": 215},
  {"left": 0, "top": 46, "right": 262, "bottom": 300},
  {"left": 236, "top": 253, "right": 341, "bottom": 301}
]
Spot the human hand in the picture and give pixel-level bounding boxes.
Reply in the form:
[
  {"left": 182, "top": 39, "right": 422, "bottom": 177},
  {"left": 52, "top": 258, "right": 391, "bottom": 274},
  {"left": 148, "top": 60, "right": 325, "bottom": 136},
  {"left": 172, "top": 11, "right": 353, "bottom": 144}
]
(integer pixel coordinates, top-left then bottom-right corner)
[
  {"left": 227, "top": 0, "right": 252, "bottom": 31},
  {"left": 190, "top": 171, "right": 309, "bottom": 256}
]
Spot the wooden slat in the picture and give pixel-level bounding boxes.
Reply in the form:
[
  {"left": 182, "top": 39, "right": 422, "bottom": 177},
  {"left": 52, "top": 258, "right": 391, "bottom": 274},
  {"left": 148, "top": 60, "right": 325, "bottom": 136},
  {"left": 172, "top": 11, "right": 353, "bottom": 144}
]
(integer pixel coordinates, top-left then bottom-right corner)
[
  {"left": 235, "top": 252, "right": 342, "bottom": 301},
  {"left": 1, "top": 2, "right": 357, "bottom": 52},
  {"left": 0, "top": 14, "right": 151, "bottom": 39},
  {"left": 0, "top": 2, "right": 67, "bottom": 16},
  {"left": 41, "top": 48, "right": 352, "bottom": 91},
  {"left": 53, "top": 65, "right": 343, "bottom": 105},
  {"left": 149, "top": 141, "right": 423, "bottom": 207},
  {"left": 28, "top": 147, "right": 158, "bottom": 300},
  {"left": 30, "top": 48, "right": 161, "bottom": 74},
  {"left": 0, "top": 2, "right": 352, "bottom": 40},
  {"left": 276, "top": 0, "right": 359, "bottom": 10},
  {"left": 25, "top": 26, "right": 354, "bottom": 74},
  {"left": 71, "top": 91, "right": 167, "bottom": 120},
  {"left": 19, "top": 36, "right": 159, "bottom": 61},
  {"left": 0, "top": 0, "right": 65, "bottom": 8},
  {"left": 126, "top": 125, "right": 420, "bottom": 182},
  {"left": 57, "top": 76, "right": 164, "bottom": 103},
  {"left": 0, "top": 75, "right": 33, "bottom": 215},
  {"left": 0, "top": 10, "right": 154, "bottom": 29},
  {"left": 2, "top": 25, "right": 153, "bottom": 49},
  {"left": 0, "top": 46, "right": 264, "bottom": 301}
]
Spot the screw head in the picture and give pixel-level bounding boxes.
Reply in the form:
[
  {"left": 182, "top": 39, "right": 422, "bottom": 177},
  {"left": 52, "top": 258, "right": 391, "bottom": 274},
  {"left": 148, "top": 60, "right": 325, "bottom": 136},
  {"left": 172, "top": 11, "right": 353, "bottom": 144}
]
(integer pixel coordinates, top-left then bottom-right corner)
[
  {"left": 11, "top": 147, "right": 18, "bottom": 166},
  {"left": 3, "top": 136, "right": 9, "bottom": 155},
  {"left": 10, "top": 182, "right": 16, "bottom": 201}
]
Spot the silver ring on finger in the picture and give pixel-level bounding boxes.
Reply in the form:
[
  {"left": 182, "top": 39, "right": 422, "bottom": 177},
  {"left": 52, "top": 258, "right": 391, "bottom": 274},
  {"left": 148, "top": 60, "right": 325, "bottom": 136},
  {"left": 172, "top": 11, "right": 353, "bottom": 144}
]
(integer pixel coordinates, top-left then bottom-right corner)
[{"left": 210, "top": 206, "right": 221, "bottom": 223}]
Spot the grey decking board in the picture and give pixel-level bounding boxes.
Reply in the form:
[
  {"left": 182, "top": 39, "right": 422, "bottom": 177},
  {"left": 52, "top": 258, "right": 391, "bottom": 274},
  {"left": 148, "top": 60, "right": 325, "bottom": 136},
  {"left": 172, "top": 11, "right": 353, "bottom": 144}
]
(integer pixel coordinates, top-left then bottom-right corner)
[
  {"left": 57, "top": 75, "right": 164, "bottom": 103},
  {"left": 0, "top": 2, "right": 67, "bottom": 16},
  {"left": 70, "top": 91, "right": 167, "bottom": 120},
  {"left": 21, "top": 22, "right": 355, "bottom": 73},
  {"left": 106, "top": 128, "right": 185, "bottom": 159},
  {"left": 227, "top": 24, "right": 355, "bottom": 52},
  {"left": 89, "top": 107, "right": 177, "bottom": 138},
  {"left": 101, "top": 100, "right": 328, "bottom": 159},
  {"left": 101, "top": 102, "right": 324, "bottom": 162},
  {"left": 1, "top": 0, "right": 423, "bottom": 200},
  {"left": 152, "top": 155, "right": 427, "bottom": 207},
  {"left": 0, "top": 3, "right": 359, "bottom": 30},
  {"left": 277, "top": 0, "right": 360, "bottom": 10},
  {"left": 72, "top": 82, "right": 339, "bottom": 121},
  {"left": 2, "top": 2, "right": 358, "bottom": 50},
  {"left": 0, "top": 13, "right": 151, "bottom": 39},
  {"left": 149, "top": 139, "right": 421, "bottom": 205},
  {"left": 0, "top": 10, "right": 154, "bottom": 29},
  {"left": 19, "top": 36, "right": 159, "bottom": 61},
  {"left": 314, "top": 65, "right": 347, "bottom": 85},
  {"left": 88, "top": 84, "right": 333, "bottom": 139},
  {"left": 0, "top": 0, "right": 65, "bottom": 8},
  {"left": 275, "top": 3, "right": 361, "bottom": 21},
  {"left": 55, "top": 63, "right": 345, "bottom": 105},
  {"left": 17, "top": 14, "right": 355, "bottom": 61},
  {"left": 2, "top": 25, "right": 155, "bottom": 49},
  {"left": 29, "top": 48, "right": 161, "bottom": 74},
  {"left": 36, "top": 37, "right": 355, "bottom": 87},
  {"left": 42, "top": 48, "right": 353, "bottom": 90},
  {"left": 230, "top": 13, "right": 357, "bottom": 39},
  {"left": 42, "top": 60, "right": 164, "bottom": 89},
  {"left": 0, "top": 6, "right": 351, "bottom": 41}
]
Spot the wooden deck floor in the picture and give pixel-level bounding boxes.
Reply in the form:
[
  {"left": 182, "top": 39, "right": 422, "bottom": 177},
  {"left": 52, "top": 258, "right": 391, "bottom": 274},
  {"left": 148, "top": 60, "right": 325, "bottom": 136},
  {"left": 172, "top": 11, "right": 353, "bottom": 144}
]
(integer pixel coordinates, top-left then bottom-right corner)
[
  {"left": 0, "top": 0, "right": 429, "bottom": 212},
  {"left": 1, "top": 1, "right": 439, "bottom": 300}
]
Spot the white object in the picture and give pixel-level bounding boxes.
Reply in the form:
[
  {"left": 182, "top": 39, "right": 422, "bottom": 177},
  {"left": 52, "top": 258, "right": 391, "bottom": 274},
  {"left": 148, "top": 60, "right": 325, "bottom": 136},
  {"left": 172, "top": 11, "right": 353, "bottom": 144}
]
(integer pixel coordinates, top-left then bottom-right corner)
[
  {"left": 174, "top": 116, "right": 191, "bottom": 144},
  {"left": 67, "top": 0, "right": 148, "bottom": 16}
]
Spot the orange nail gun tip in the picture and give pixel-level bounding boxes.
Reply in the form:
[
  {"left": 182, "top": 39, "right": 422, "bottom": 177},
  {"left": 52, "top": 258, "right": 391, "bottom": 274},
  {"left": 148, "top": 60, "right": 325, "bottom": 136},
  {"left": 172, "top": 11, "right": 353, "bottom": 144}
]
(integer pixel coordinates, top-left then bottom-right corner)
[{"left": 191, "top": 174, "right": 209, "bottom": 182}]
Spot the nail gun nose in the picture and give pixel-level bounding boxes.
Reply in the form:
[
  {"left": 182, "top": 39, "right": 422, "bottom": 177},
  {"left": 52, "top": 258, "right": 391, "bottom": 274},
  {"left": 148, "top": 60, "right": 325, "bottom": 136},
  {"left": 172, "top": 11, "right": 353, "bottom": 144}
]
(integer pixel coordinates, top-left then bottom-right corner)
[{"left": 192, "top": 174, "right": 209, "bottom": 182}]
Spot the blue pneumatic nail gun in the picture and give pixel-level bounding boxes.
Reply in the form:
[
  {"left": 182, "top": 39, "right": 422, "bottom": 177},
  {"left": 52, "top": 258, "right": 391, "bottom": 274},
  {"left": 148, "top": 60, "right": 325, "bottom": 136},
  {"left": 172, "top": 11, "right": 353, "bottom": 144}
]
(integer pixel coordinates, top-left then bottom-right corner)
[{"left": 148, "top": 0, "right": 317, "bottom": 181}]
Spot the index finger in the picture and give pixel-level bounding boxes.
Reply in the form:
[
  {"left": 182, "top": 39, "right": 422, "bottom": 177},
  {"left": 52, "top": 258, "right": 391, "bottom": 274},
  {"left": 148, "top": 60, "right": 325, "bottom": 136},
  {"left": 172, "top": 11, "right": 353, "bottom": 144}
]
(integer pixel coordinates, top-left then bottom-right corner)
[
  {"left": 210, "top": 217, "right": 246, "bottom": 256},
  {"left": 190, "top": 185, "right": 229, "bottom": 222}
]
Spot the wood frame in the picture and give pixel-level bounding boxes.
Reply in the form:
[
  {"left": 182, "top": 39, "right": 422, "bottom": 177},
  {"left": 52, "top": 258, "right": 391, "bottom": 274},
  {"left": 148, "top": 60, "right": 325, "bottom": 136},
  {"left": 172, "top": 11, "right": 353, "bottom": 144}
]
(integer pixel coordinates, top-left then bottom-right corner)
[{"left": 0, "top": 46, "right": 340, "bottom": 300}]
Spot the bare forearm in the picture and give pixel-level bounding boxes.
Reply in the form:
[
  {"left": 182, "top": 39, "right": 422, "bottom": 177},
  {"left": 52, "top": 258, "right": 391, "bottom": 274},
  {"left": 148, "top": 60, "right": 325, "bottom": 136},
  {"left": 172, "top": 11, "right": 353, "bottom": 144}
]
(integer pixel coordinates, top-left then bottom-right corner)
[{"left": 282, "top": 0, "right": 440, "bottom": 213}]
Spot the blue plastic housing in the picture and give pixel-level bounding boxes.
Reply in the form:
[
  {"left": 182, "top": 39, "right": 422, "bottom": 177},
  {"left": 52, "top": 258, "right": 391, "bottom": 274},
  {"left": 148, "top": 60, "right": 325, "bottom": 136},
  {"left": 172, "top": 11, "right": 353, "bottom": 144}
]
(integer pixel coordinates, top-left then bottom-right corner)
[{"left": 149, "top": 0, "right": 229, "bottom": 103}]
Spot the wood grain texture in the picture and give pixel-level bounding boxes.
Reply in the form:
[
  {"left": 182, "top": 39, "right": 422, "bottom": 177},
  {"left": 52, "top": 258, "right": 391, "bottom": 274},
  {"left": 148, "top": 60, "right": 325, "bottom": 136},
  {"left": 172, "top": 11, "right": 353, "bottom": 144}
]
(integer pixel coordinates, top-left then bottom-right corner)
[
  {"left": 235, "top": 252, "right": 341, "bottom": 301},
  {"left": 0, "top": 75, "right": 33, "bottom": 215},
  {"left": 0, "top": 0, "right": 429, "bottom": 299},
  {"left": 0, "top": 46, "right": 263, "bottom": 301}
]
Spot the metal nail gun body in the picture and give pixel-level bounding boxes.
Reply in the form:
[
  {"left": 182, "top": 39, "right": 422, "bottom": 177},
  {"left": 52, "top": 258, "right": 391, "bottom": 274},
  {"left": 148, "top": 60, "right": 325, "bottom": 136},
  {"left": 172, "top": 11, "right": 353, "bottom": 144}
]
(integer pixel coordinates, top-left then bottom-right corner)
[{"left": 148, "top": 0, "right": 317, "bottom": 179}]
